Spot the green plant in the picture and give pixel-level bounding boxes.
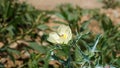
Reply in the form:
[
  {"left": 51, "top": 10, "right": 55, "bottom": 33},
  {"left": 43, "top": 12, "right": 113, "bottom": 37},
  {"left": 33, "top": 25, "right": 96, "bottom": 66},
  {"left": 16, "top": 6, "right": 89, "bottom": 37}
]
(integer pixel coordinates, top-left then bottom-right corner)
[
  {"left": 0, "top": 1, "right": 120, "bottom": 68},
  {"left": 100, "top": 0, "right": 120, "bottom": 8}
]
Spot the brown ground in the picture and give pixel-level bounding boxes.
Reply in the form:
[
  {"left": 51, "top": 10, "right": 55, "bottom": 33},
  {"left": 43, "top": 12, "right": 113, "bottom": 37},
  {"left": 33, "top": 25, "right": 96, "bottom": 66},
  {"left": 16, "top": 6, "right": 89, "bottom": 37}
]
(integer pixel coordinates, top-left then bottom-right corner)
[{"left": 19, "top": 0, "right": 104, "bottom": 10}]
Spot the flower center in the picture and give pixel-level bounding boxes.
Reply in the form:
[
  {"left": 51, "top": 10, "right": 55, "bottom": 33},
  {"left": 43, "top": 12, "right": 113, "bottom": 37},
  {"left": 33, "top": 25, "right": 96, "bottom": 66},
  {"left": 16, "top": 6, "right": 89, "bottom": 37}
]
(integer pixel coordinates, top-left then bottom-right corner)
[{"left": 60, "top": 34, "right": 67, "bottom": 39}]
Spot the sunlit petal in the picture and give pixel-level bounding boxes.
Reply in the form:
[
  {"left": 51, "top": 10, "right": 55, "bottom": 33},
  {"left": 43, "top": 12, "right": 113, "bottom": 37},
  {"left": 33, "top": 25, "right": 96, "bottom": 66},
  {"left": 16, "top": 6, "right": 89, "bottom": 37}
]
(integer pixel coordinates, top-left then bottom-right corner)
[{"left": 47, "top": 25, "right": 72, "bottom": 44}]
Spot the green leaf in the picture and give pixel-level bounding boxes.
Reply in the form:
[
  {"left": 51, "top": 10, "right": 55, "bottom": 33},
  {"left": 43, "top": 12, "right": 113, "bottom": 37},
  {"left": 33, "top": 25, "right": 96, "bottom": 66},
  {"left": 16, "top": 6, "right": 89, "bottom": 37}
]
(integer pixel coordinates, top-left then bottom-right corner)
[
  {"left": 80, "top": 19, "right": 91, "bottom": 32},
  {"left": 37, "top": 24, "right": 48, "bottom": 30},
  {"left": 91, "top": 34, "right": 101, "bottom": 52},
  {"left": 25, "top": 13, "right": 32, "bottom": 22},
  {"left": 7, "top": 48, "right": 20, "bottom": 55},
  {"left": 29, "top": 42, "right": 46, "bottom": 53},
  {"left": 53, "top": 21, "right": 67, "bottom": 25},
  {"left": 75, "top": 46, "right": 82, "bottom": 61},
  {"left": 7, "top": 48, "right": 20, "bottom": 63},
  {"left": 56, "top": 46, "right": 70, "bottom": 58},
  {"left": 101, "top": 14, "right": 114, "bottom": 31},
  {"left": 7, "top": 25, "right": 15, "bottom": 37},
  {"left": 55, "top": 12, "right": 65, "bottom": 20}
]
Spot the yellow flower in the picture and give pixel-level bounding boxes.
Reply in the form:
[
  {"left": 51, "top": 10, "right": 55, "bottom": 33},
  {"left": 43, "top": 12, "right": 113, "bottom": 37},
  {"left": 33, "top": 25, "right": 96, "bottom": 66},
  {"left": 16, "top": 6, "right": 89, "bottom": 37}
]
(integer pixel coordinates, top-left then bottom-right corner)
[{"left": 47, "top": 25, "right": 72, "bottom": 44}]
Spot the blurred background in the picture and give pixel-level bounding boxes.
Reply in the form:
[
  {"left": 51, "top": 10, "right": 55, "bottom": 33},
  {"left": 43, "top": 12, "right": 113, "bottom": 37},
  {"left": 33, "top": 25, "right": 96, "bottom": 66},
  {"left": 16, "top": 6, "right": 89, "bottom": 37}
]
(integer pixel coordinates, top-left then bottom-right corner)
[{"left": 19, "top": 0, "right": 103, "bottom": 10}]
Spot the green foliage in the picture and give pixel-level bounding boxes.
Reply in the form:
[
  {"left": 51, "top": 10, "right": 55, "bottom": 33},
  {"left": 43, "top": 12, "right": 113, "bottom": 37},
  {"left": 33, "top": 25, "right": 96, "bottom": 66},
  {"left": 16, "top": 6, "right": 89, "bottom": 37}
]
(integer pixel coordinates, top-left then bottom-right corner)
[
  {"left": 0, "top": 0, "right": 49, "bottom": 44},
  {"left": 100, "top": 0, "right": 120, "bottom": 8},
  {"left": 0, "top": 0, "right": 120, "bottom": 68},
  {"left": 29, "top": 42, "right": 47, "bottom": 53},
  {"left": 55, "top": 4, "right": 82, "bottom": 34}
]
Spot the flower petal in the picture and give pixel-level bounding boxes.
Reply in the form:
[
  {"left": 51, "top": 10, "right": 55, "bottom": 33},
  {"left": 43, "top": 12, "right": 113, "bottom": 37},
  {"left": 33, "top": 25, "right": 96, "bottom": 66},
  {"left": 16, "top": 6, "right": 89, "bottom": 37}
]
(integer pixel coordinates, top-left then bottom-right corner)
[
  {"left": 47, "top": 32, "right": 60, "bottom": 44},
  {"left": 47, "top": 25, "right": 72, "bottom": 44},
  {"left": 57, "top": 25, "right": 72, "bottom": 44}
]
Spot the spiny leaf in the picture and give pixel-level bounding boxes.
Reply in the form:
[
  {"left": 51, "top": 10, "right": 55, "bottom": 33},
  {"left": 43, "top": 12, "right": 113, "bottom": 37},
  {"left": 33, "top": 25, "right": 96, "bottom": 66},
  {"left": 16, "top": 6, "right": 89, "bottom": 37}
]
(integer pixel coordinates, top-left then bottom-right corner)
[{"left": 91, "top": 34, "right": 101, "bottom": 52}]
